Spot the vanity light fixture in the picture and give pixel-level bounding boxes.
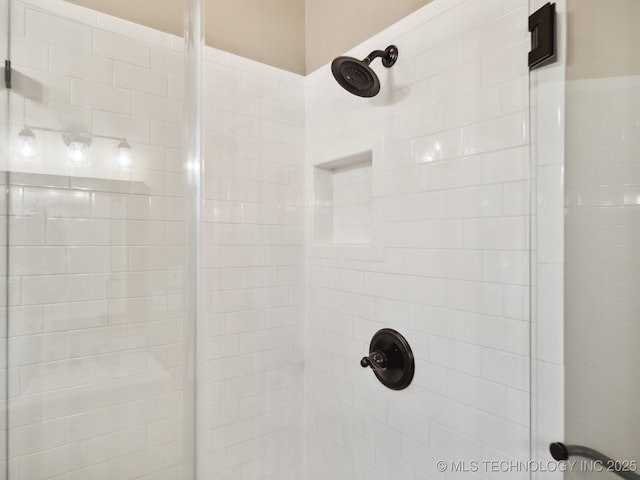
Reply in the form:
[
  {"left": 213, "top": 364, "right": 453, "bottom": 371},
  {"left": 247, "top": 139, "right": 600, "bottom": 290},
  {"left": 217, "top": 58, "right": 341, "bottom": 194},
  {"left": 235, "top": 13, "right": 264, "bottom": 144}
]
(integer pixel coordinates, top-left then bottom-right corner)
[
  {"left": 17, "top": 126, "right": 133, "bottom": 167},
  {"left": 17, "top": 128, "right": 37, "bottom": 159}
]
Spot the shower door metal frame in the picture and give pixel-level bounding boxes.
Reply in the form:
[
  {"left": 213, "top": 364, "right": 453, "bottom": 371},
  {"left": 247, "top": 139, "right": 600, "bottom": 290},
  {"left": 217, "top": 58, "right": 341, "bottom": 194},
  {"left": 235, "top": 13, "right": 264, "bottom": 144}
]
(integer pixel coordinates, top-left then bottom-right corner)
[{"left": 183, "top": 0, "right": 203, "bottom": 478}]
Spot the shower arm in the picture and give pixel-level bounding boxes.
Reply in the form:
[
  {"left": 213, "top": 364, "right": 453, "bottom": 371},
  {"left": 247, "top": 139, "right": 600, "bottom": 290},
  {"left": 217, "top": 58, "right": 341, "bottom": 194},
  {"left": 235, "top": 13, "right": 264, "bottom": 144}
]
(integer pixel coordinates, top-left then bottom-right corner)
[
  {"left": 363, "top": 45, "right": 399, "bottom": 68},
  {"left": 363, "top": 50, "right": 387, "bottom": 64},
  {"left": 550, "top": 442, "right": 640, "bottom": 480}
]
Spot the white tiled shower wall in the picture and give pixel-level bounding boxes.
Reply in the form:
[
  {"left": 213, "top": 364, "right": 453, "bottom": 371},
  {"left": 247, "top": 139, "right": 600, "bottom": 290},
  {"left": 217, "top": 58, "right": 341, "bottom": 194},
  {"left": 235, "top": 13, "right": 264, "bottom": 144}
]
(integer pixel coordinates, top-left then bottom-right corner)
[
  {"left": 8, "top": 173, "right": 186, "bottom": 480},
  {"left": 529, "top": 1, "right": 565, "bottom": 477},
  {"left": 197, "top": 25, "right": 306, "bottom": 480},
  {"left": 7, "top": 0, "right": 305, "bottom": 479},
  {"left": 305, "top": 0, "right": 531, "bottom": 478},
  {"left": 565, "top": 74, "right": 640, "bottom": 478},
  {"left": 8, "top": 1, "right": 189, "bottom": 478},
  {"left": 5, "top": 0, "right": 535, "bottom": 479}
]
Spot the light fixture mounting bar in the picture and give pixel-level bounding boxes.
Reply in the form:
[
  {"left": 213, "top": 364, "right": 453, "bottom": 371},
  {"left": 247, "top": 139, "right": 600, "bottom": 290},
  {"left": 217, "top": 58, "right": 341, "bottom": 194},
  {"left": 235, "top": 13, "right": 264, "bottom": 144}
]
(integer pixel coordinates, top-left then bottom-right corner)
[{"left": 23, "top": 125, "right": 127, "bottom": 143}]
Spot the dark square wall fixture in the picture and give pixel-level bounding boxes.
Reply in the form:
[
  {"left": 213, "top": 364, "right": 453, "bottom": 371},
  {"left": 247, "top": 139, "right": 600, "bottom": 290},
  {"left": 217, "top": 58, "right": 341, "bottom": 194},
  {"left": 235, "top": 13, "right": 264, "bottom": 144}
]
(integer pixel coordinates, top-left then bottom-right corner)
[{"left": 528, "top": 2, "right": 556, "bottom": 70}]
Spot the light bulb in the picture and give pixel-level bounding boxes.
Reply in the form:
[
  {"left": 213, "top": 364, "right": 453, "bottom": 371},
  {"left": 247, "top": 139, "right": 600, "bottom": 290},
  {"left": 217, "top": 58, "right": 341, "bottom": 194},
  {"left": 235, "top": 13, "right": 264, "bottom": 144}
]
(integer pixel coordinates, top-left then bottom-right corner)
[
  {"left": 69, "top": 141, "right": 88, "bottom": 163},
  {"left": 18, "top": 128, "right": 36, "bottom": 159},
  {"left": 62, "top": 130, "right": 92, "bottom": 164},
  {"left": 117, "top": 140, "right": 132, "bottom": 167}
]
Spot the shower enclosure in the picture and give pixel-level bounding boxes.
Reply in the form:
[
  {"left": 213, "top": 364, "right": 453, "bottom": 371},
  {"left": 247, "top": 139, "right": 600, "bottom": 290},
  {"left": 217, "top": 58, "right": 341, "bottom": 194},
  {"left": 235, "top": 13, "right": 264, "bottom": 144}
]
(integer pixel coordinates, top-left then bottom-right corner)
[
  {"left": 1, "top": 0, "right": 200, "bottom": 477},
  {"left": 0, "top": 0, "right": 306, "bottom": 477},
  {"left": 0, "top": 0, "right": 637, "bottom": 479}
]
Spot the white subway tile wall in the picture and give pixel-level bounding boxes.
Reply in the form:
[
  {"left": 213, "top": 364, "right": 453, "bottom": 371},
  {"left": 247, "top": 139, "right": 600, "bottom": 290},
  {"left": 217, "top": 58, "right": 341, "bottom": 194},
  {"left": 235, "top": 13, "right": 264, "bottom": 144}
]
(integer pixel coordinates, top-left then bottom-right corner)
[
  {"left": 0, "top": 172, "right": 7, "bottom": 477},
  {"left": 564, "top": 75, "right": 640, "bottom": 478},
  {"left": 198, "top": 37, "right": 305, "bottom": 480},
  {"left": 10, "top": 0, "right": 306, "bottom": 478},
  {"left": 4, "top": 0, "right": 535, "bottom": 479},
  {"left": 305, "top": 0, "right": 531, "bottom": 479},
  {"left": 528, "top": 1, "right": 565, "bottom": 476},
  {"left": 8, "top": 174, "right": 186, "bottom": 480}
]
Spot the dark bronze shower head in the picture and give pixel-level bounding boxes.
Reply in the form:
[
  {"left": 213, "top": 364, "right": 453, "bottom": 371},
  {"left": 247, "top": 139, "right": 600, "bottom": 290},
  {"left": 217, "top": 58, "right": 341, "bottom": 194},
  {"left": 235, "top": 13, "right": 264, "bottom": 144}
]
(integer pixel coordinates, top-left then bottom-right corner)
[{"left": 331, "top": 45, "right": 398, "bottom": 97}]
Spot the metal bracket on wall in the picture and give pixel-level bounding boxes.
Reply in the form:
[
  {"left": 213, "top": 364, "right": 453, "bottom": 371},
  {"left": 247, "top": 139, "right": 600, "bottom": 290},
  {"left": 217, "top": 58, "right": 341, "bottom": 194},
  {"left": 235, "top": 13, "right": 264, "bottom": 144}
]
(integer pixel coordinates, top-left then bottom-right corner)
[
  {"left": 4, "top": 60, "right": 11, "bottom": 89},
  {"left": 528, "top": 2, "right": 556, "bottom": 70}
]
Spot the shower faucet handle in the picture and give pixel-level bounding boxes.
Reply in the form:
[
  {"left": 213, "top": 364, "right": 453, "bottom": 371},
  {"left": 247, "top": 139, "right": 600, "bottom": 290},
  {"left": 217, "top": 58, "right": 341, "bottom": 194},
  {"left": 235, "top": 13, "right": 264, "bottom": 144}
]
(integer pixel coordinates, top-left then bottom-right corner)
[
  {"left": 360, "top": 350, "right": 388, "bottom": 371},
  {"left": 360, "top": 329, "right": 414, "bottom": 390}
]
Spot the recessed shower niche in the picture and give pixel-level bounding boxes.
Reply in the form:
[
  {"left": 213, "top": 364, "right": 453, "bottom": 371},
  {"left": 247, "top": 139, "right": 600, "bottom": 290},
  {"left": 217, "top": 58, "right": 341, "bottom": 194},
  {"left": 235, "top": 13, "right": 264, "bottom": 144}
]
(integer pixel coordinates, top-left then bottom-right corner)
[{"left": 313, "top": 151, "right": 373, "bottom": 245}]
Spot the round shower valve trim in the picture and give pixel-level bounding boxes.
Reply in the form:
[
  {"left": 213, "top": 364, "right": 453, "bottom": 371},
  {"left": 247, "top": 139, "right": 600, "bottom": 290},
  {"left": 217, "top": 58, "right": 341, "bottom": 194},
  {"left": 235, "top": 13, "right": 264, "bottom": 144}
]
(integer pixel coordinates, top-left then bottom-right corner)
[{"left": 360, "top": 328, "right": 414, "bottom": 390}]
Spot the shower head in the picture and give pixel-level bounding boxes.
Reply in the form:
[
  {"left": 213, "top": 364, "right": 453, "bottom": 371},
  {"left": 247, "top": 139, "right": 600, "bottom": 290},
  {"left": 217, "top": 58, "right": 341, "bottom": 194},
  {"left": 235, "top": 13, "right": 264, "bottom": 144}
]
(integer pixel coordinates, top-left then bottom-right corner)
[{"left": 331, "top": 45, "right": 398, "bottom": 97}]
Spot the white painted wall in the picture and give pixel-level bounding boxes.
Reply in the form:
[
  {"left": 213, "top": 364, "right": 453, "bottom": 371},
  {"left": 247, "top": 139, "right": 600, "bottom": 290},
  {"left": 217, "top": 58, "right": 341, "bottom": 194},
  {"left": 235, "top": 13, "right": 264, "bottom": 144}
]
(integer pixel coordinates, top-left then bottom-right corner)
[{"left": 304, "top": 0, "right": 532, "bottom": 478}]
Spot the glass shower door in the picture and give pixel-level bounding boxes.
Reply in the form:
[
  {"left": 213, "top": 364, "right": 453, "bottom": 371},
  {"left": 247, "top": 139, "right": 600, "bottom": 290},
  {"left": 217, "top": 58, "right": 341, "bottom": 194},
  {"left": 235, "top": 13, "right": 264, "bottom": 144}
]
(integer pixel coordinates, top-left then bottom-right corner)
[
  {"left": 1, "top": 0, "right": 9, "bottom": 477},
  {"left": 532, "top": 0, "right": 640, "bottom": 478},
  {"left": 563, "top": 0, "right": 640, "bottom": 476},
  {"left": 3, "top": 0, "right": 198, "bottom": 478}
]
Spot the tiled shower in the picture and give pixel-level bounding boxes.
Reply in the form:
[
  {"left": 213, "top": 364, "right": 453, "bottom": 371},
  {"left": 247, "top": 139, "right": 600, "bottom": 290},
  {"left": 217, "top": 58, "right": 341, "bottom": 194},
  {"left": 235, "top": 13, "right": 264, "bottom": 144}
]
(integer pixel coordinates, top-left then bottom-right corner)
[
  {"left": 0, "top": 0, "right": 599, "bottom": 478},
  {"left": 304, "top": 0, "right": 531, "bottom": 478},
  {"left": 5, "top": 0, "right": 306, "bottom": 477}
]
